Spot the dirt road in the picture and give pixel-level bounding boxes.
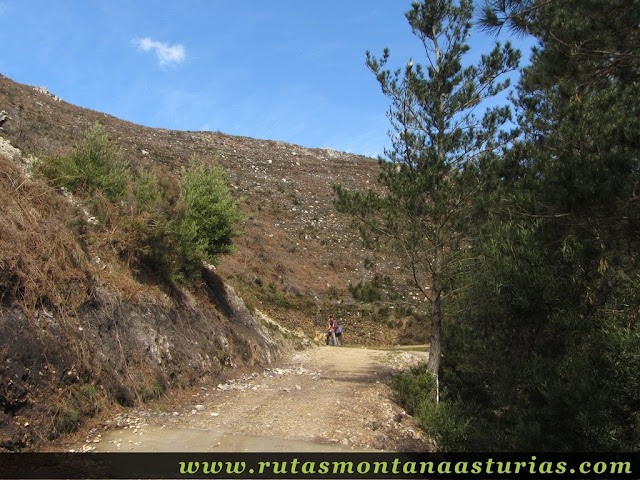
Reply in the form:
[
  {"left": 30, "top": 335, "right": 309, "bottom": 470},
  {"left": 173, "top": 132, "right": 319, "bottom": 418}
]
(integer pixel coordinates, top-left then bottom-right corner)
[{"left": 69, "top": 345, "right": 434, "bottom": 452}]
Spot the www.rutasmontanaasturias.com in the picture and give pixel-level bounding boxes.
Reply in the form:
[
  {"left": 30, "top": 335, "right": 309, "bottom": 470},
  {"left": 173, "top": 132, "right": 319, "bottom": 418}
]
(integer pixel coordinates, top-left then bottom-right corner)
[{"left": 177, "top": 456, "right": 633, "bottom": 477}]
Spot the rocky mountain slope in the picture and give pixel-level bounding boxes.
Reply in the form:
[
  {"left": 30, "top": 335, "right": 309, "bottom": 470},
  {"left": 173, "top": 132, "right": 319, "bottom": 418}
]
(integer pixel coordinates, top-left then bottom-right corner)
[
  {"left": 0, "top": 73, "right": 427, "bottom": 450},
  {"left": 1, "top": 73, "right": 426, "bottom": 343}
]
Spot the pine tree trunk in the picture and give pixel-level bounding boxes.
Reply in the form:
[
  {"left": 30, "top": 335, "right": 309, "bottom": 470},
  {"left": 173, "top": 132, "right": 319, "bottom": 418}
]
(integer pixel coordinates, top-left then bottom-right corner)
[{"left": 427, "top": 291, "right": 442, "bottom": 376}]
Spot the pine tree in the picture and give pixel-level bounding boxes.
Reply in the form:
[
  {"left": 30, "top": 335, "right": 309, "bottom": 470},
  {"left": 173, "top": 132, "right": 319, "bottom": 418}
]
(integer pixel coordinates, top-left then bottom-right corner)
[
  {"left": 173, "top": 156, "right": 244, "bottom": 281},
  {"left": 441, "top": 0, "right": 640, "bottom": 450},
  {"left": 334, "top": 0, "right": 519, "bottom": 378}
]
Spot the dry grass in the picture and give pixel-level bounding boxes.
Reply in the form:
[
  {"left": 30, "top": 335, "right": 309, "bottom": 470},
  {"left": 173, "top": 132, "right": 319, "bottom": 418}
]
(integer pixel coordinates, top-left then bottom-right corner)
[{"left": 0, "top": 153, "right": 91, "bottom": 315}]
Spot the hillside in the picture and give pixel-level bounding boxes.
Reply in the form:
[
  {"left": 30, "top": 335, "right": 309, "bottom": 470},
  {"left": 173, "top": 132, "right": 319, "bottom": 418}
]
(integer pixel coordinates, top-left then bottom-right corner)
[
  {"left": 0, "top": 73, "right": 427, "bottom": 450},
  {"left": 0, "top": 73, "right": 426, "bottom": 344}
]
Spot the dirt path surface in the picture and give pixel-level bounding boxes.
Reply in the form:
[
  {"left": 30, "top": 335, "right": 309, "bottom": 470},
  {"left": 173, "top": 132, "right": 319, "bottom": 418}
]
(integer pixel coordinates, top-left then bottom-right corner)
[{"left": 67, "top": 346, "right": 435, "bottom": 452}]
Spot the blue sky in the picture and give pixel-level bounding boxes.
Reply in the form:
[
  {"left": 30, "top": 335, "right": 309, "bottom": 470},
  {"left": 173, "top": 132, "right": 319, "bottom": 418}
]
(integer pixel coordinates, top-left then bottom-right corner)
[{"left": 0, "top": 1, "right": 532, "bottom": 157}]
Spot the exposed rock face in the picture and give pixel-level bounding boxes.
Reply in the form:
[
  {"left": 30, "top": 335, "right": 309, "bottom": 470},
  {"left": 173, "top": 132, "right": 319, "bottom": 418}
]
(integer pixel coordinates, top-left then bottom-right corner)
[
  {"left": 0, "top": 136, "right": 19, "bottom": 157},
  {"left": 32, "top": 86, "right": 62, "bottom": 102},
  {"left": 0, "top": 266, "right": 303, "bottom": 451}
]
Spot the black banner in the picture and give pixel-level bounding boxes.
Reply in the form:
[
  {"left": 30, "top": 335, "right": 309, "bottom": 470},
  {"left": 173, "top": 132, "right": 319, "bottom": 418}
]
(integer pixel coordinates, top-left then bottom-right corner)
[{"left": 0, "top": 452, "right": 638, "bottom": 479}]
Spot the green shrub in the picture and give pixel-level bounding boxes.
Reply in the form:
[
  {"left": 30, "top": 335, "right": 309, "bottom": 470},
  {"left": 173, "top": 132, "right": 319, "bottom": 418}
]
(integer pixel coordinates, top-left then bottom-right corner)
[
  {"left": 72, "top": 384, "right": 101, "bottom": 416},
  {"left": 139, "top": 381, "right": 164, "bottom": 403},
  {"left": 56, "top": 408, "right": 80, "bottom": 434},
  {"left": 131, "top": 169, "right": 164, "bottom": 211},
  {"left": 35, "top": 122, "right": 129, "bottom": 202},
  {"left": 117, "top": 169, "right": 175, "bottom": 277},
  {"left": 348, "top": 278, "right": 382, "bottom": 302},
  {"left": 173, "top": 156, "right": 243, "bottom": 280},
  {"left": 35, "top": 126, "right": 242, "bottom": 286},
  {"left": 392, "top": 365, "right": 437, "bottom": 413},
  {"left": 392, "top": 364, "right": 471, "bottom": 451},
  {"left": 414, "top": 395, "right": 471, "bottom": 451}
]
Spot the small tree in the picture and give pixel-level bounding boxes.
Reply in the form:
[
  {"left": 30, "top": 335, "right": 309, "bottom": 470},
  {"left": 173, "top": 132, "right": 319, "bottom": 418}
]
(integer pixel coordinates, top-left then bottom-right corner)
[
  {"left": 173, "top": 156, "right": 243, "bottom": 281},
  {"left": 335, "top": 0, "right": 519, "bottom": 378},
  {"left": 35, "top": 122, "right": 129, "bottom": 202}
]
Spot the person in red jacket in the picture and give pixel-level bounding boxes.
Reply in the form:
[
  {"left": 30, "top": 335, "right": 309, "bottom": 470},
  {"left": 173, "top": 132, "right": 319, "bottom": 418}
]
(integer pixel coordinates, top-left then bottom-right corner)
[
  {"left": 326, "top": 316, "right": 337, "bottom": 346},
  {"left": 325, "top": 316, "right": 344, "bottom": 346}
]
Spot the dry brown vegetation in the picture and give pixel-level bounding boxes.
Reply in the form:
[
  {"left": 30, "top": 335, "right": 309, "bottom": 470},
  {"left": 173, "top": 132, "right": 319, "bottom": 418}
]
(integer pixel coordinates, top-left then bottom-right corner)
[{"left": 0, "top": 153, "right": 90, "bottom": 315}]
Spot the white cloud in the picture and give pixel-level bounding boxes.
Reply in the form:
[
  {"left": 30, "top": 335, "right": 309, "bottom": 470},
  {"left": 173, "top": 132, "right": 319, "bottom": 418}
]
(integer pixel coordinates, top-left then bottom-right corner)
[{"left": 134, "top": 37, "right": 185, "bottom": 67}]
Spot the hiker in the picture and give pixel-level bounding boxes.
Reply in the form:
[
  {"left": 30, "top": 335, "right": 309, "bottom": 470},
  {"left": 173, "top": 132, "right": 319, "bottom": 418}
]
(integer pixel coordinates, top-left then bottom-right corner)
[
  {"left": 326, "top": 316, "right": 337, "bottom": 346},
  {"left": 335, "top": 320, "right": 343, "bottom": 346}
]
